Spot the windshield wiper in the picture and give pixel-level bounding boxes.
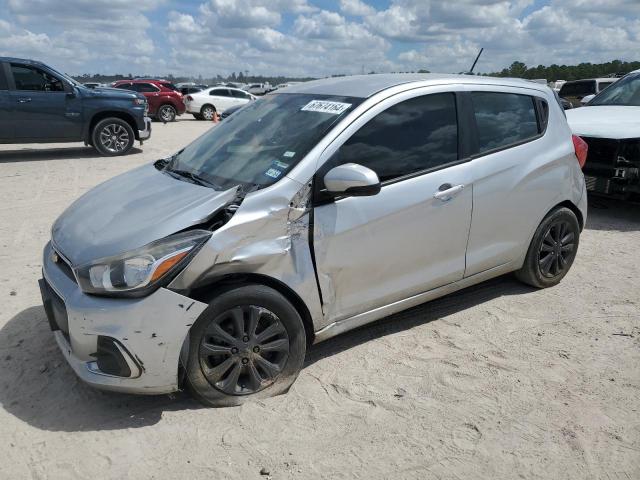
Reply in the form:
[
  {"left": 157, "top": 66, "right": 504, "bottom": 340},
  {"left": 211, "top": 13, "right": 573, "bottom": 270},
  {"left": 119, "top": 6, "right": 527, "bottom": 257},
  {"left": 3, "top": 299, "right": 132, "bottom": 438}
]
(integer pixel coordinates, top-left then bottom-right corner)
[{"left": 166, "top": 168, "right": 219, "bottom": 189}]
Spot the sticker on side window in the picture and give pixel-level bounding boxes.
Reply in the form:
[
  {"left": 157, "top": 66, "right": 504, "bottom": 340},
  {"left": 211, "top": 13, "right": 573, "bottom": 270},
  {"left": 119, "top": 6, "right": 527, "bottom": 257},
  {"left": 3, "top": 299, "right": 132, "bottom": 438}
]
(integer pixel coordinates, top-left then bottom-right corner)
[{"left": 301, "top": 100, "right": 351, "bottom": 115}]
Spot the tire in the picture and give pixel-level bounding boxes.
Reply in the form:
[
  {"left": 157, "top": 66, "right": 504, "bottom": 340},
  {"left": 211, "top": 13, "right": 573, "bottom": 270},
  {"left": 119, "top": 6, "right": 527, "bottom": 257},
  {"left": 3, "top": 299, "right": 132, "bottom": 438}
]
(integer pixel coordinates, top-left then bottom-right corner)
[
  {"left": 200, "top": 104, "right": 216, "bottom": 121},
  {"left": 515, "top": 207, "right": 580, "bottom": 288},
  {"left": 91, "top": 118, "right": 135, "bottom": 156},
  {"left": 192, "top": 113, "right": 204, "bottom": 120},
  {"left": 157, "top": 104, "right": 177, "bottom": 122},
  {"left": 185, "top": 284, "right": 307, "bottom": 407}
]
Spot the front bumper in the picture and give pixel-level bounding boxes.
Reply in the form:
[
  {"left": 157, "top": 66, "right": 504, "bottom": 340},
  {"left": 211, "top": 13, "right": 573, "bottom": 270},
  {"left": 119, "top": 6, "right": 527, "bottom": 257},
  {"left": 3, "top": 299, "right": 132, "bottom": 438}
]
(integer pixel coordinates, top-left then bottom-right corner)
[
  {"left": 139, "top": 116, "right": 152, "bottom": 141},
  {"left": 40, "top": 241, "right": 207, "bottom": 395}
]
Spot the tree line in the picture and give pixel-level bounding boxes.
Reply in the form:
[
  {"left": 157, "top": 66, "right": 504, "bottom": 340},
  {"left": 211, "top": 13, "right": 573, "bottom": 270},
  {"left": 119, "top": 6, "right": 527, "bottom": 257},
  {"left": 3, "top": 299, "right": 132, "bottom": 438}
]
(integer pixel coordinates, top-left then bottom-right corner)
[{"left": 487, "top": 60, "right": 640, "bottom": 81}]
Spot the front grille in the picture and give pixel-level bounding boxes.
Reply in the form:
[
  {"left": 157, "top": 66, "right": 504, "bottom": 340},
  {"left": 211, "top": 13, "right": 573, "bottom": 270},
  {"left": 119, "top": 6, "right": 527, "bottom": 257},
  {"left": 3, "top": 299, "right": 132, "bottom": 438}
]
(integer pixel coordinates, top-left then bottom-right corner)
[{"left": 582, "top": 137, "right": 620, "bottom": 167}]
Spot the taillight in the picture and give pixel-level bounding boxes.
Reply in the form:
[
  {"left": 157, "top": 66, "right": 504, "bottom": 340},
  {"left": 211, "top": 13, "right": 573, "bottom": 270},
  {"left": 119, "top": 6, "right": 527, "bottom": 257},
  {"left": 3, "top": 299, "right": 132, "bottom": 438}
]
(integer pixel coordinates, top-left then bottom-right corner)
[
  {"left": 572, "top": 134, "right": 588, "bottom": 169},
  {"left": 186, "top": 95, "right": 193, "bottom": 101}
]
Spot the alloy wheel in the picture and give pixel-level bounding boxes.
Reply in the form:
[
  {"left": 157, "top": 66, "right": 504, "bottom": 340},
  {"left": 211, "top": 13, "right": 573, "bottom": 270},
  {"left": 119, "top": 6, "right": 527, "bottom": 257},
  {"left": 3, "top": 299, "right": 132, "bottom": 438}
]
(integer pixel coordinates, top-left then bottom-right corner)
[
  {"left": 202, "top": 106, "right": 214, "bottom": 120},
  {"left": 99, "top": 123, "right": 130, "bottom": 153},
  {"left": 159, "top": 106, "right": 175, "bottom": 122},
  {"left": 198, "top": 305, "right": 290, "bottom": 395},
  {"left": 538, "top": 220, "right": 575, "bottom": 278}
]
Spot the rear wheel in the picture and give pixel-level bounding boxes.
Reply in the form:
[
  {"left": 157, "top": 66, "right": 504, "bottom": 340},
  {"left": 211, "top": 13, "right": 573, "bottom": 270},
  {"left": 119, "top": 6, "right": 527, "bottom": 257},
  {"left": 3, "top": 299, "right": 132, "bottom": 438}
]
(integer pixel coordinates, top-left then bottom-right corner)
[
  {"left": 185, "top": 285, "right": 306, "bottom": 407},
  {"left": 200, "top": 104, "right": 216, "bottom": 121},
  {"left": 516, "top": 207, "right": 580, "bottom": 288},
  {"left": 157, "top": 104, "right": 177, "bottom": 122},
  {"left": 91, "top": 118, "right": 135, "bottom": 156}
]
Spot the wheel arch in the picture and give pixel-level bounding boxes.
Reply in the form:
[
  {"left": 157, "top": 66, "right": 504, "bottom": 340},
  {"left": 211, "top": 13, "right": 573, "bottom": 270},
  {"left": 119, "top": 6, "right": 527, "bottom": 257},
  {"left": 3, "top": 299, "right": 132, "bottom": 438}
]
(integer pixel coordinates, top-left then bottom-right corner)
[
  {"left": 201, "top": 103, "right": 216, "bottom": 112},
  {"left": 88, "top": 111, "right": 139, "bottom": 141},
  {"left": 554, "top": 199, "right": 584, "bottom": 231},
  {"left": 187, "top": 273, "right": 315, "bottom": 346}
]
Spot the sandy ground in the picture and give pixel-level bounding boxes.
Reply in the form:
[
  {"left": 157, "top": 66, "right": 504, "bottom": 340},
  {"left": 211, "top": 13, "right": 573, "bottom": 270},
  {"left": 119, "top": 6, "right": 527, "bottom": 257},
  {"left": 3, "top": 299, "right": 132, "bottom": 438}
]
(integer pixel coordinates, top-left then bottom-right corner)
[{"left": 0, "top": 119, "right": 639, "bottom": 480}]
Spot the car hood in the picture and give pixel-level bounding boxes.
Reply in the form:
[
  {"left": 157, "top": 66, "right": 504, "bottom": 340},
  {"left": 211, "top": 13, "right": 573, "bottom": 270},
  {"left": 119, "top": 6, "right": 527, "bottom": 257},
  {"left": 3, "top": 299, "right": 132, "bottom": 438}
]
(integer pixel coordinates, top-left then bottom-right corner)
[
  {"left": 566, "top": 106, "right": 640, "bottom": 139},
  {"left": 52, "top": 163, "right": 238, "bottom": 266},
  {"left": 81, "top": 86, "right": 145, "bottom": 101}
]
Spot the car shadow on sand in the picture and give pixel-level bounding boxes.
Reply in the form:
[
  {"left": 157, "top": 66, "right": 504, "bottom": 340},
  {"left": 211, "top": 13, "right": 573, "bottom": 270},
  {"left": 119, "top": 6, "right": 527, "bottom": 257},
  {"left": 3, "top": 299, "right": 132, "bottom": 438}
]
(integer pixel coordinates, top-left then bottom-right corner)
[
  {"left": 0, "top": 146, "right": 143, "bottom": 163},
  {"left": 585, "top": 194, "right": 640, "bottom": 232},
  {"left": 0, "top": 276, "right": 533, "bottom": 433}
]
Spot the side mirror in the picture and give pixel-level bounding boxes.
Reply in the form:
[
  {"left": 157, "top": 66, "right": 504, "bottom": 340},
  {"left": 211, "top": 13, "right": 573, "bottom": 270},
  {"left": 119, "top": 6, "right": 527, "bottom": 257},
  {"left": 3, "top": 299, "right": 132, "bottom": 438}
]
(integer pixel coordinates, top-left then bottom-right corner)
[{"left": 324, "top": 163, "right": 381, "bottom": 197}]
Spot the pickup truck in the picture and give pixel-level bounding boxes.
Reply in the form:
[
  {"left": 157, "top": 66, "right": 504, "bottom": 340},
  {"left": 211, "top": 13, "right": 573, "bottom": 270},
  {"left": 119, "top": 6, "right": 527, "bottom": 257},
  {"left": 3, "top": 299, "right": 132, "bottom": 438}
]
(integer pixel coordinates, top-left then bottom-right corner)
[{"left": 0, "top": 57, "right": 151, "bottom": 156}]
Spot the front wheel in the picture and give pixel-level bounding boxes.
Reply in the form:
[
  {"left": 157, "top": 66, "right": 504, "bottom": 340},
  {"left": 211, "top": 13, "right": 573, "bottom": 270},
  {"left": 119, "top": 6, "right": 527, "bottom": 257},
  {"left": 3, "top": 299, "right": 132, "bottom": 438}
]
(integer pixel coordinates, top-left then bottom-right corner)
[
  {"left": 91, "top": 118, "right": 135, "bottom": 156},
  {"left": 185, "top": 285, "right": 306, "bottom": 407},
  {"left": 200, "top": 105, "right": 216, "bottom": 121},
  {"left": 516, "top": 207, "right": 580, "bottom": 288}
]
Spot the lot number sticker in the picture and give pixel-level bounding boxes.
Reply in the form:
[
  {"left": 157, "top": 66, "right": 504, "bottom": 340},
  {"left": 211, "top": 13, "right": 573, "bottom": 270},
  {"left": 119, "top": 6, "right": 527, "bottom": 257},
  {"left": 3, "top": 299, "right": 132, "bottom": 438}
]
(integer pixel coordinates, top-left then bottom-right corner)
[{"left": 301, "top": 100, "right": 352, "bottom": 115}]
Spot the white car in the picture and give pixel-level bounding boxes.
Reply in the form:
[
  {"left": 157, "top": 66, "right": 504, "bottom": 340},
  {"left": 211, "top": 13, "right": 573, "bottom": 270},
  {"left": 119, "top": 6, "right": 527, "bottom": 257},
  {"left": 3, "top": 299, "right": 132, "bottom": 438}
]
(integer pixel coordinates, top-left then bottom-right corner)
[
  {"left": 565, "top": 69, "right": 640, "bottom": 198},
  {"left": 245, "top": 83, "right": 272, "bottom": 95},
  {"left": 185, "top": 87, "right": 255, "bottom": 120}
]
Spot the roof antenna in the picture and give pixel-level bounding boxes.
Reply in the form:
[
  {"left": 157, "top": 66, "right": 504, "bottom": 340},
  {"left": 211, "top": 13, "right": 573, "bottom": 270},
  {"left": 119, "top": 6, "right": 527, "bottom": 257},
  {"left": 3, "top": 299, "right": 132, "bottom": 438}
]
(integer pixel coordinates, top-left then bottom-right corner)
[{"left": 468, "top": 48, "right": 484, "bottom": 75}]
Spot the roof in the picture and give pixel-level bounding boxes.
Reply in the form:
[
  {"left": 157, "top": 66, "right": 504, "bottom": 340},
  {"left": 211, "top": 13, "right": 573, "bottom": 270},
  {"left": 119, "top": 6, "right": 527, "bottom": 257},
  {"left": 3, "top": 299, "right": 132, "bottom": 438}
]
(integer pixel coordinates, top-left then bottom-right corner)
[
  {"left": 278, "top": 73, "right": 543, "bottom": 98},
  {"left": 0, "top": 56, "right": 45, "bottom": 65}
]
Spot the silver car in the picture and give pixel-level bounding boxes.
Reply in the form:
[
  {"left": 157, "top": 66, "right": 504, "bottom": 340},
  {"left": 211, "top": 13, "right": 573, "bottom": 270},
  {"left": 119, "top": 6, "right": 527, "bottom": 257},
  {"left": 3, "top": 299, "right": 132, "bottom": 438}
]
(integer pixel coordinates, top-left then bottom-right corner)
[{"left": 40, "top": 74, "right": 588, "bottom": 406}]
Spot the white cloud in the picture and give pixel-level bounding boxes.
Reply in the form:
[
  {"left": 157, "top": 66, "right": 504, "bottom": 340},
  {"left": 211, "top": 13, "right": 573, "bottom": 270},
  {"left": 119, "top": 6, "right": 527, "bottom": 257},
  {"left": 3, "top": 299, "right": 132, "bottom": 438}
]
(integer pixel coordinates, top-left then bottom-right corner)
[
  {"left": 339, "top": 0, "right": 376, "bottom": 17},
  {"left": 0, "top": 0, "right": 638, "bottom": 77}
]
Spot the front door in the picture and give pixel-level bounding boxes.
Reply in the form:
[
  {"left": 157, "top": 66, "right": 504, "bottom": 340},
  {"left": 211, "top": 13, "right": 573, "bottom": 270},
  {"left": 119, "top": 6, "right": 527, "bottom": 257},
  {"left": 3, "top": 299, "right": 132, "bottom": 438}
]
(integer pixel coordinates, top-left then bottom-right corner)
[
  {"left": 313, "top": 91, "right": 473, "bottom": 323},
  {"left": 0, "top": 63, "right": 12, "bottom": 140},
  {"left": 9, "top": 63, "right": 83, "bottom": 140}
]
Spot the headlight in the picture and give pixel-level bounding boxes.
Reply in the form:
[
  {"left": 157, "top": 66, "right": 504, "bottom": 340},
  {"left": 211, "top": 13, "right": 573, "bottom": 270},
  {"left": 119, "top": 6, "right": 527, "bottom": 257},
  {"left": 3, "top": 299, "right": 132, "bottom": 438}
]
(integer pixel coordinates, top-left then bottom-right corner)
[
  {"left": 74, "top": 230, "right": 211, "bottom": 296},
  {"left": 133, "top": 98, "right": 146, "bottom": 106}
]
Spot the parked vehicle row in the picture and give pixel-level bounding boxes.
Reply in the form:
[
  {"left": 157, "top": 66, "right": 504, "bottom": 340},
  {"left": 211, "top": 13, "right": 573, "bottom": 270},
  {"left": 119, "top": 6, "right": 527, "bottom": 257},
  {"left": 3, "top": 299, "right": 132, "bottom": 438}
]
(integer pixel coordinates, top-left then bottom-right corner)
[
  {"left": 0, "top": 57, "right": 151, "bottom": 156},
  {"left": 559, "top": 77, "right": 618, "bottom": 107},
  {"left": 185, "top": 87, "right": 255, "bottom": 120},
  {"left": 113, "top": 79, "right": 186, "bottom": 122},
  {"left": 39, "top": 73, "right": 588, "bottom": 406}
]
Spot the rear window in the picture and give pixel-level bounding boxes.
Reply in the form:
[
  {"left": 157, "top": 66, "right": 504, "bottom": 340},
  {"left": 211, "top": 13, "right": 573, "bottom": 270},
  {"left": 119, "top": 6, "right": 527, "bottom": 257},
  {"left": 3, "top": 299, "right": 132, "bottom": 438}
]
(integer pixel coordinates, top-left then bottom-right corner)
[
  {"left": 471, "top": 92, "right": 540, "bottom": 154},
  {"left": 160, "top": 82, "right": 179, "bottom": 91},
  {"left": 559, "top": 80, "right": 596, "bottom": 97}
]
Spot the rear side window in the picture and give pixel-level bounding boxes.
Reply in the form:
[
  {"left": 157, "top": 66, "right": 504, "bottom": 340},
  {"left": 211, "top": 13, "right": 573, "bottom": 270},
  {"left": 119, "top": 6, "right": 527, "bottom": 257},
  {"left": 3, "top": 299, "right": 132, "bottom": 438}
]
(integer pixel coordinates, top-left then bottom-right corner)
[
  {"left": 210, "top": 89, "right": 231, "bottom": 97},
  {"left": 471, "top": 92, "right": 539, "bottom": 154},
  {"left": 131, "top": 83, "right": 158, "bottom": 93},
  {"left": 115, "top": 83, "right": 133, "bottom": 90},
  {"left": 335, "top": 93, "right": 458, "bottom": 182},
  {"left": 160, "top": 82, "right": 179, "bottom": 91}
]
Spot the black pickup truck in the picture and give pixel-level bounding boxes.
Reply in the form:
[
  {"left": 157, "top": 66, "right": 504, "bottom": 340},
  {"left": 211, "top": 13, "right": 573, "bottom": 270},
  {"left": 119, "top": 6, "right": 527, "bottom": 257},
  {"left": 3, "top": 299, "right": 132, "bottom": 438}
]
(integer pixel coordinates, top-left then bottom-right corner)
[{"left": 0, "top": 57, "right": 151, "bottom": 156}]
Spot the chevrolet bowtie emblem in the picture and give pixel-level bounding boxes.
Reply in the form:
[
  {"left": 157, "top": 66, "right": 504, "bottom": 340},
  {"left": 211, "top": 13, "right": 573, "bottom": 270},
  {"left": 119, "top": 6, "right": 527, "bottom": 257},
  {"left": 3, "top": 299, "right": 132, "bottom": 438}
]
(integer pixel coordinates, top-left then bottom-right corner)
[{"left": 51, "top": 251, "right": 59, "bottom": 263}]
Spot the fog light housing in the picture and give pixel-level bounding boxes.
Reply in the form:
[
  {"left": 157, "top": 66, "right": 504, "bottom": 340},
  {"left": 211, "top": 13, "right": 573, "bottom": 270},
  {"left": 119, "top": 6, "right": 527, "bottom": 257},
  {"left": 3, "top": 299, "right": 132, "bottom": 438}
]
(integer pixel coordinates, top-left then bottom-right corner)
[{"left": 89, "top": 336, "right": 141, "bottom": 378}]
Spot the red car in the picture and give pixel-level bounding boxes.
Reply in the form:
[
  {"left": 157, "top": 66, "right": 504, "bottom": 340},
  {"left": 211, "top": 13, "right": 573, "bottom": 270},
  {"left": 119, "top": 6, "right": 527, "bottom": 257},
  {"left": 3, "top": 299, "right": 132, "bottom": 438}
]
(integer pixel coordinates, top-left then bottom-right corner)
[{"left": 113, "top": 79, "right": 186, "bottom": 122}]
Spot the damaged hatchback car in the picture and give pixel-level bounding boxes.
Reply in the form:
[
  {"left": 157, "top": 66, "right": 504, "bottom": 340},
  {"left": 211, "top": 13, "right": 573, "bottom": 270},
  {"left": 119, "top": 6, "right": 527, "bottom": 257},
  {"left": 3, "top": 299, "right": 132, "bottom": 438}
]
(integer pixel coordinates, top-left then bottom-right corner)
[{"left": 40, "top": 74, "right": 588, "bottom": 406}]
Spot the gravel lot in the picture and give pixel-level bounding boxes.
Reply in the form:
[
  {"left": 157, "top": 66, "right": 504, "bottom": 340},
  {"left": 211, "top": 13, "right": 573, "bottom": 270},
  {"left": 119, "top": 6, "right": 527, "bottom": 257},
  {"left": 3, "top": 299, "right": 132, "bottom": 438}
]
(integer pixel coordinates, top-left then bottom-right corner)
[{"left": 1, "top": 119, "right": 638, "bottom": 480}]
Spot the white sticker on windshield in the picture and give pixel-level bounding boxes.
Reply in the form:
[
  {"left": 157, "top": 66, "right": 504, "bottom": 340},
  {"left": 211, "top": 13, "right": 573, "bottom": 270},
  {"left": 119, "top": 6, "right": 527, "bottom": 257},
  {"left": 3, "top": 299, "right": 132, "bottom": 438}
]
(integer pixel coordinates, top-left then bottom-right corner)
[
  {"left": 301, "top": 100, "right": 351, "bottom": 115},
  {"left": 264, "top": 168, "right": 282, "bottom": 179},
  {"left": 283, "top": 151, "right": 295, "bottom": 158}
]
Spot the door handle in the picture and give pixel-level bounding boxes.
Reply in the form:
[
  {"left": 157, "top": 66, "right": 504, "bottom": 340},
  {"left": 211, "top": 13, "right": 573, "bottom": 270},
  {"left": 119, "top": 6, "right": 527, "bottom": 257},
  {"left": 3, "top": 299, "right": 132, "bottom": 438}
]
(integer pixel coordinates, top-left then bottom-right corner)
[
  {"left": 433, "top": 183, "right": 465, "bottom": 201},
  {"left": 17, "top": 97, "right": 32, "bottom": 103}
]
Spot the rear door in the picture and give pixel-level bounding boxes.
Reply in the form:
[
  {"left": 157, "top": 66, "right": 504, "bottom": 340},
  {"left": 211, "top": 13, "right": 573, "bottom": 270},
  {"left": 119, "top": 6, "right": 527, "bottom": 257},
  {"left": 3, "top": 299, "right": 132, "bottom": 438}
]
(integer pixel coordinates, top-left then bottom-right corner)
[
  {"left": 209, "top": 88, "right": 234, "bottom": 112},
  {"left": 0, "top": 62, "right": 12, "bottom": 140},
  {"left": 463, "top": 88, "right": 550, "bottom": 276},
  {"left": 9, "top": 62, "right": 83, "bottom": 140}
]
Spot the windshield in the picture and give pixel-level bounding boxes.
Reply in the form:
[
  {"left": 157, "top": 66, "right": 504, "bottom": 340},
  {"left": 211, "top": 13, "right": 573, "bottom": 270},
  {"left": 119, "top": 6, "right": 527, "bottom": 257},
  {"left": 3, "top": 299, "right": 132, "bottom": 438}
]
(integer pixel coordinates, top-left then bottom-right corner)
[
  {"left": 165, "top": 93, "right": 361, "bottom": 190},
  {"left": 589, "top": 73, "right": 640, "bottom": 106}
]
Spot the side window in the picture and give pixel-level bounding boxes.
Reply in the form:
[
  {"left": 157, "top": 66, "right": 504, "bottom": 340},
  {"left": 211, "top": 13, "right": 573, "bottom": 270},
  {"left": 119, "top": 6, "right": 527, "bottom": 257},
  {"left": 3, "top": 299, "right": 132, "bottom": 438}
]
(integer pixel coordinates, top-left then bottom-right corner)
[
  {"left": 231, "top": 90, "right": 250, "bottom": 99},
  {"left": 210, "top": 89, "right": 228, "bottom": 97},
  {"left": 333, "top": 93, "right": 458, "bottom": 182},
  {"left": 0, "top": 64, "right": 7, "bottom": 90},
  {"left": 471, "top": 92, "right": 539, "bottom": 154},
  {"left": 11, "top": 64, "right": 65, "bottom": 92},
  {"left": 135, "top": 83, "right": 158, "bottom": 93},
  {"left": 115, "top": 83, "right": 133, "bottom": 90}
]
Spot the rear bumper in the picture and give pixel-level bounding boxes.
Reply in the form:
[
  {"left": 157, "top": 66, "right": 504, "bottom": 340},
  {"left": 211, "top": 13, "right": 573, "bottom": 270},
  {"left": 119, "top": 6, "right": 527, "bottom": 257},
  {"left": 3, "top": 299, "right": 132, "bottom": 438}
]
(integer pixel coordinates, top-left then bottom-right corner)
[
  {"left": 40, "top": 241, "right": 208, "bottom": 395},
  {"left": 139, "top": 116, "right": 152, "bottom": 141}
]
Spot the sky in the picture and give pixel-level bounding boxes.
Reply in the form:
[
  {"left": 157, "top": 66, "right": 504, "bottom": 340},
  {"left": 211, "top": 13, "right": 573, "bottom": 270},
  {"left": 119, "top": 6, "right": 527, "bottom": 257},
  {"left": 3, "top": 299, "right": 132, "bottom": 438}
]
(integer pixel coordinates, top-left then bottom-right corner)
[{"left": 0, "top": 0, "right": 638, "bottom": 78}]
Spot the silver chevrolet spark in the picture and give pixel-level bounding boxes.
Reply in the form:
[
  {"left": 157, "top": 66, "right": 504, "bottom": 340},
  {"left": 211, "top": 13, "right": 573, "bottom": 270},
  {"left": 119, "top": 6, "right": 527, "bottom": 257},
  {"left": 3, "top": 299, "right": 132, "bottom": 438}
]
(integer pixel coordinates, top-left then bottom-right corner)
[{"left": 40, "top": 74, "right": 588, "bottom": 406}]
